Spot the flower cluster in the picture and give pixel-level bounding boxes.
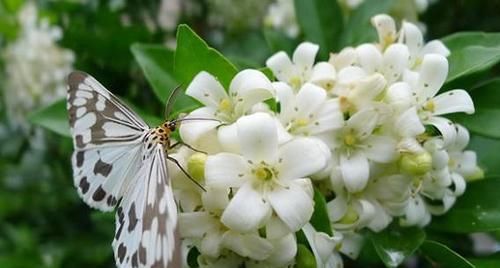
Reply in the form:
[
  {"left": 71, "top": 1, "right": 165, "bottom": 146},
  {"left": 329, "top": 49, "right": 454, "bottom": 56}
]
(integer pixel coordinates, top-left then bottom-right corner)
[
  {"left": 172, "top": 14, "right": 481, "bottom": 267},
  {"left": 2, "top": 2, "right": 74, "bottom": 129}
]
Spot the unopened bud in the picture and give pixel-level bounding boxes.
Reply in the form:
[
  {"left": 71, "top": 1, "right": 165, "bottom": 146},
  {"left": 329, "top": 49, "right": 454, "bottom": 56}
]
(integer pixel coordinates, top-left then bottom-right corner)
[
  {"left": 399, "top": 152, "right": 432, "bottom": 175},
  {"left": 296, "top": 244, "right": 316, "bottom": 268},
  {"left": 187, "top": 152, "right": 207, "bottom": 182}
]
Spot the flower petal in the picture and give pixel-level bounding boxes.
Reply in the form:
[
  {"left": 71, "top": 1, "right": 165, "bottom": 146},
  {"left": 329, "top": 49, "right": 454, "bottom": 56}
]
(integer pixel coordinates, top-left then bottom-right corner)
[
  {"left": 347, "top": 108, "right": 378, "bottom": 140},
  {"left": 355, "top": 44, "right": 382, "bottom": 73},
  {"left": 179, "top": 107, "right": 219, "bottom": 145},
  {"left": 337, "top": 66, "right": 367, "bottom": 85},
  {"left": 402, "top": 195, "right": 430, "bottom": 227},
  {"left": 432, "top": 89, "right": 475, "bottom": 115},
  {"left": 266, "top": 51, "right": 293, "bottom": 82},
  {"left": 278, "top": 137, "right": 329, "bottom": 179},
  {"left": 396, "top": 107, "right": 425, "bottom": 137},
  {"left": 399, "top": 22, "right": 423, "bottom": 64},
  {"left": 363, "top": 135, "right": 397, "bottom": 163},
  {"left": 186, "top": 71, "right": 228, "bottom": 107},
  {"left": 382, "top": 43, "right": 409, "bottom": 83},
  {"left": 268, "top": 180, "right": 314, "bottom": 231},
  {"left": 384, "top": 82, "right": 413, "bottom": 111},
  {"left": 266, "top": 233, "right": 297, "bottom": 266},
  {"left": 205, "top": 153, "right": 249, "bottom": 188},
  {"left": 222, "top": 231, "right": 273, "bottom": 261},
  {"left": 266, "top": 216, "right": 291, "bottom": 240},
  {"left": 179, "top": 212, "right": 218, "bottom": 238},
  {"left": 292, "top": 42, "right": 319, "bottom": 71},
  {"left": 310, "top": 62, "right": 336, "bottom": 89},
  {"left": 339, "top": 232, "right": 364, "bottom": 259},
  {"left": 426, "top": 116, "right": 457, "bottom": 146},
  {"left": 331, "top": 47, "right": 357, "bottom": 69},
  {"left": 422, "top": 40, "right": 450, "bottom": 57},
  {"left": 229, "top": 69, "right": 274, "bottom": 115},
  {"left": 417, "top": 54, "right": 448, "bottom": 100},
  {"left": 371, "top": 14, "right": 397, "bottom": 46},
  {"left": 237, "top": 112, "right": 278, "bottom": 163},
  {"left": 311, "top": 99, "right": 344, "bottom": 134},
  {"left": 201, "top": 230, "right": 224, "bottom": 258},
  {"left": 202, "top": 187, "right": 230, "bottom": 213},
  {"left": 221, "top": 182, "right": 272, "bottom": 232},
  {"left": 296, "top": 83, "right": 327, "bottom": 117},
  {"left": 217, "top": 123, "right": 240, "bottom": 154},
  {"left": 340, "top": 152, "right": 370, "bottom": 193}
]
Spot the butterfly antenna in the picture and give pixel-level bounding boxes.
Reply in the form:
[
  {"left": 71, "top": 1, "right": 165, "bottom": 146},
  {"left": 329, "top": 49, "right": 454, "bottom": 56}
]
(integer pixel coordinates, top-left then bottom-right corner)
[
  {"left": 172, "top": 117, "right": 222, "bottom": 124},
  {"left": 164, "top": 85, "right": 184, "bottom": 119}
]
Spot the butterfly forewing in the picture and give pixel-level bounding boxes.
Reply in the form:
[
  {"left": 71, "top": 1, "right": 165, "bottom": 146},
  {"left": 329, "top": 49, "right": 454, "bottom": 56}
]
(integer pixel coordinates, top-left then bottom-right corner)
[
  {"left": 113, "top": 144, "right": 181, "bottom": 268},
  {"left": 67, "top": 71, "right": 148, "bottom": 211}
]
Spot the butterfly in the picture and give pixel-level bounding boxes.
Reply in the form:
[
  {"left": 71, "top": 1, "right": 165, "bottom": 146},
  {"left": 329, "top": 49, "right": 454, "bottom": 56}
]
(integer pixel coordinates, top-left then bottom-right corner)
[{"left": 67, "top": 71, "right": 205, "bottom": 268}]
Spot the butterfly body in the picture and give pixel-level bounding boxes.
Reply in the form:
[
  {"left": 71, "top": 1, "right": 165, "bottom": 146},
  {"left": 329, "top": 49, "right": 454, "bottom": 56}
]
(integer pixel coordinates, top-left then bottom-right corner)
[{"left": 67, "top": 71, "right": 181, "bottom": 268}]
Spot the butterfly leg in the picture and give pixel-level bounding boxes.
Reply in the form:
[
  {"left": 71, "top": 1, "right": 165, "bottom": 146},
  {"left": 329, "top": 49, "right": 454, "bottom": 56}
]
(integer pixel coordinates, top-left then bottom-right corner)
[
  {"left": 170, "top": 141, "right": 207, "bottom": 154},
  {"left": 166, "top": 155, "right": 207, "bottom": 192}
]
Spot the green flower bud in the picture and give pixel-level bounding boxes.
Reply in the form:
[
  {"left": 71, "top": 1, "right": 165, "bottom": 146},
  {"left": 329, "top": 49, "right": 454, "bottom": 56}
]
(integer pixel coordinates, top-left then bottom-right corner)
[
  {"left": 399, "top": 151, "right": 432, "bottom": 175},
  {"left": 296, "top": 244, "right": 316, "bottom": 268},
  {"left": 187, "top": 153, "right": 207, "bottom": 182},
  {"left": 338, "top": 206, "right": 359, "bottom": 225}
]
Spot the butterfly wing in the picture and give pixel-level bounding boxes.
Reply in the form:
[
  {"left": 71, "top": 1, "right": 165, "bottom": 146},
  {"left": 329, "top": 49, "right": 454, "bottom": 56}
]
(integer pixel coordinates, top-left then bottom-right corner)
[
  {"left": 113, "top": 144, "right": 181, "bottom": 268},
  {"left": 67, "top": 71, "right": 149, "bottom": 211}
]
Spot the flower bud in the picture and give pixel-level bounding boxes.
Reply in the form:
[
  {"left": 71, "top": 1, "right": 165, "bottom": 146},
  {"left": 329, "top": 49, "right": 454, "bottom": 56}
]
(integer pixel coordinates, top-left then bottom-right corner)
[
  {"left": 187, "top": 152, "right": 207, "bottom": 182},
  {"left": 338, "top": 206, "right": 359, "bottom": 225},
  {"left": 296, "top": 244, "right": 316, "bottom": 268},
  {"left": 399, "top": 151, "right": 432, "bottom": 175}
]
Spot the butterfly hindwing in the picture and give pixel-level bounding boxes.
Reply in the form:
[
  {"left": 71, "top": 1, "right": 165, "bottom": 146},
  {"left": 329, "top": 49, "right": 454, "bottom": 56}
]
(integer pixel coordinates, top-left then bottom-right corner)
[{"left": 113, "top": 144, "right": 181, "bottom": 268}]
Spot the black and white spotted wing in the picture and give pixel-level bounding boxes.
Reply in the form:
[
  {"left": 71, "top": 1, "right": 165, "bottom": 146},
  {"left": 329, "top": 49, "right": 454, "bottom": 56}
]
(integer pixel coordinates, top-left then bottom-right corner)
[
  {"left": 67, "top": 71, "right": 181, "bottom": 268},
  {"left": 113, "top": 144, "right": 181, "bottom": 268}
]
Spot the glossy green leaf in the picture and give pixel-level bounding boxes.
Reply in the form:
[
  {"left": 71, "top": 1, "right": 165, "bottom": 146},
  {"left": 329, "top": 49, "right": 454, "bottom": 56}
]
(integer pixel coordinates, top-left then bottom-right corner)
[
  {"left": 442, "top": 32, "right": 500, "bottom": 83},
  {"left": 131, "top": 44, "right": 177, "bottom": 102},
  {"left": 309, "top": 188, "right": 333, "bottom": 236},
  {"left": 420, "top": 240, "right": 474, "bottom": 268},
  {"left": 450, "top": 79, "right": 500, "bottom": 138},
  {"left": 28, "top": 99, "right": 70, "bottom": 137},
  {"left": 339, "top": 0, "right": 394, "bottom": 47},
  {"left": 468, "top": 134, "right": 500, "bottom": 177},
  {"left": 174, "top": 24, "right": 238, "bottom": 89},
  {"left": 431, "top": 177, "right": 500, "bottom": 233},
  {"left": 369, "top": 225, "right": 425, "bottom": 267},
  {"left": 131, "top": 43, "right": 197, "bottom": 115},
  {"left": 293, "top": 0, "right": 343, "bottom": 58}
]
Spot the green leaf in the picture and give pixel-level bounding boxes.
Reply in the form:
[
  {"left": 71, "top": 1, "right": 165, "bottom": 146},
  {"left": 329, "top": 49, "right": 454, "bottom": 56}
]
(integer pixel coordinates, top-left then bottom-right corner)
[
  {"left": 468, "top": 134, "right": 500, "bottom": 177},
  {"left": 293, "top": 0, "right": 343, "bottom": 59},
  {"left": 263, "top": 28, "right": 297, "bottom": 55},
  {"left": 309, "top": 188, "right": 333, "bottom": 236},
  {"left": 131, "top": 44, "right": 177, "bottom": 102},
  {"left": 442, "top": 32, "right": 500, "bottom": 83},
  {"left": 420, "top": 240, "right": 474, "bottom": 268},
  {"left": 431, "top": 177, "right": 500, "bottom": 233},
  {"left": 450, "top": 78, "right": 500, "bottom": 138},
  {"left": 339, "top": 0, "right": 394, "bottom": 47},
  {"left": 174, "top": 24, "right": 238, "bottom": 89},
  {"left": 369, "top": 225, "right": 425, "bottom": 267},
  {"left": 469, "top": 258, "right": 500, "bottom": 268},
  {"left": 296, "top": 244, "right": 317, "bottom": 268},
  {"left": 131, "top": 43, "right": 197, "bottom": 114},
  {"left": 28, "top": 99, "right": 70, "bottom": 137}
]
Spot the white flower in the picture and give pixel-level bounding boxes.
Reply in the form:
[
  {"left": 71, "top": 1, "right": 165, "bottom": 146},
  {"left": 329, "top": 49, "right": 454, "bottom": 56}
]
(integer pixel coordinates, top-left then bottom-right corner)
[
  {"left": 3, "top": 2, "right": 74, "bottom": 128},
  {"left": 205, "top": 112, "right": 328, "bottom": 232},
  {"left": 276, "top": 82, "right": 343, "bottom": 136},
  {"left": 302, "top": 223, "right": 344, "bottom": 268},
  {"left": 264, "top": 0, "right": 299, "bottom": 38},
  {"left": 179, "top": 69, "right": 274, "bottom": 149},
  {"left": 323, "top": 109, "right": 397, "bottom": 192},
  {"left": 406, "top": 54, "right": 475, "bottom": 145},
  {"left": 266, "top": 42, "right": 336, "bottom": 90}
]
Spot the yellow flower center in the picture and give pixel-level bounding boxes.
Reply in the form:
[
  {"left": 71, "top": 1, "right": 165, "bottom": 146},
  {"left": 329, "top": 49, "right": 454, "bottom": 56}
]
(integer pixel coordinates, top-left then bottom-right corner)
[
  {"left": 218, "top": 98, "right": 233, "bottom": 113},
  {"left": 343, "top": 133, "right": 357, "bottom": 147},
  {"left": 289, "top": 76, "right": 302, "bottom": 89},
  {"left": 255, "top": 166, "right": 274, "bottom": 181},
  {"left": 423, "top": 100, "right": 435, "bottom": 113}
]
